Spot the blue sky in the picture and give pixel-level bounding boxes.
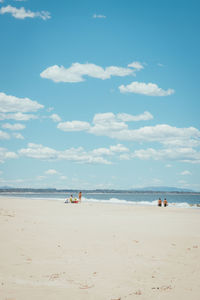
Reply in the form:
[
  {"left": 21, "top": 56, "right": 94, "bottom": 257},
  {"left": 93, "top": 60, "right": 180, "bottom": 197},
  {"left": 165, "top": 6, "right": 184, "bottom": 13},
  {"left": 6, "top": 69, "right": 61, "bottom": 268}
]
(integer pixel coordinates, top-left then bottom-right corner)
[{"left": 0, "top": 0, "right": 200, "bottom": 190}]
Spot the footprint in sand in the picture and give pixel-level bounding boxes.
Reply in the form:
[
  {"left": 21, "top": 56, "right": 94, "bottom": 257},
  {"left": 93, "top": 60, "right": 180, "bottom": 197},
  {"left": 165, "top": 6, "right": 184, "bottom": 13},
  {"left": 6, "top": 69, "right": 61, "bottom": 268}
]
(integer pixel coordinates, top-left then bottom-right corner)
[
  {"left": 79, "top": 284, "right": 94, "bottom": 289},
  {"left": 49, "top": 273, "right": 61, "bottom": 281},
  {"left": 134, "top": 290, "right": 142, "bottom": 295}
]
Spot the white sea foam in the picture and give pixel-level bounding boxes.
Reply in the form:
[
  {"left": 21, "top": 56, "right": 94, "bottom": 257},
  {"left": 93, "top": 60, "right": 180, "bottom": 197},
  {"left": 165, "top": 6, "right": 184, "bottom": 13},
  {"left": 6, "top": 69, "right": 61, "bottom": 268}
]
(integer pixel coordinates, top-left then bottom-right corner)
[{"left": 82, "top": 197, "right": 199, "bottom": 209}]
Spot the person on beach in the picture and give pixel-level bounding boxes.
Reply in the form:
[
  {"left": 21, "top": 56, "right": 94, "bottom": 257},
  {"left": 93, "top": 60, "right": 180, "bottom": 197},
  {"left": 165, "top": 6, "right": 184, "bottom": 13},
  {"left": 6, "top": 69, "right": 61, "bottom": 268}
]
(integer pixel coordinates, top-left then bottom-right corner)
[
  {"left": 158, "top": 198, "right": 162, "bottom": 207},
  {"left": 69, "top": 195, "right": 73, "bottom": 203},
  {"left": 163, "top": 198, "right": 168, "bottom": 207},
  {"left": 78, "top": 191, "right": 82, "bottom": 202}
]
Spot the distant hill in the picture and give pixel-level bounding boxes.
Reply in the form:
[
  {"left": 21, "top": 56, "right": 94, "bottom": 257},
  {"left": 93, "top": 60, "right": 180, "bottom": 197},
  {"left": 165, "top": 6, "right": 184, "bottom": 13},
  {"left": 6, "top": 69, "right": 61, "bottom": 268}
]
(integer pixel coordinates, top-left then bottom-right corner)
[{"left": 132, "top": 186, "right": 194, "bottom": 192}]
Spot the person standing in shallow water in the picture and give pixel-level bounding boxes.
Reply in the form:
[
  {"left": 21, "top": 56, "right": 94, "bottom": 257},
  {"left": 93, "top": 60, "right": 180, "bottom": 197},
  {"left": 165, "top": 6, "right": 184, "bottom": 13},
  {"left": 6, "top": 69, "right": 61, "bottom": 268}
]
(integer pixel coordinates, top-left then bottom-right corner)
[
  {"left": 158, "top": 198, "right": 162, "bottom": 207},
  {"left": 78, "top": 191, "right": 82, "bottom": 203},
  {"left": 163, "top": 198, "right": 168, "bottom": 207}
]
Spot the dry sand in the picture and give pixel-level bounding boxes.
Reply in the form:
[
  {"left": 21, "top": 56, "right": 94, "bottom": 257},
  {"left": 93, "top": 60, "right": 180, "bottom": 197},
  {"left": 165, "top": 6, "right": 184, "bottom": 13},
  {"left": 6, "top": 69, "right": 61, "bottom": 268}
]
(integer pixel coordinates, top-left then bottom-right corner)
[{"left": 0, "top": 196, "right": 200, "bottom": 300}]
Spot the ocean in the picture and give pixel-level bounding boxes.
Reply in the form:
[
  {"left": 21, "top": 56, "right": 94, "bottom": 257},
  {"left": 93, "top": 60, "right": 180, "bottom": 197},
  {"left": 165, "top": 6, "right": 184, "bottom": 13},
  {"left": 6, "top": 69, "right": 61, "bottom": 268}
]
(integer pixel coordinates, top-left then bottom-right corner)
[{"left": 0, "top": 191, "right": 200, "bottom": 208}]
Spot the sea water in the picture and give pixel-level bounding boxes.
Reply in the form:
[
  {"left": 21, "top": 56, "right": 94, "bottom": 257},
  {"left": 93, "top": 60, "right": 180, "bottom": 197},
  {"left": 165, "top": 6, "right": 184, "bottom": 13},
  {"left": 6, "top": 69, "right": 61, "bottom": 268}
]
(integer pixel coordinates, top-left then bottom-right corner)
[{"left": 0, "top": 191, "right": 200, "bottom": 208}]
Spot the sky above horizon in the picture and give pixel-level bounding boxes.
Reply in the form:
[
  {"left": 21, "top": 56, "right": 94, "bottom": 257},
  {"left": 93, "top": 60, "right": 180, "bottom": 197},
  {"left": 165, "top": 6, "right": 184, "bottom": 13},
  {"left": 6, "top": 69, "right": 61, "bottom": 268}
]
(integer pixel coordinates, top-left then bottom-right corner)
[{"left": 0, "top": 0, "right": 200, "bottom": 191}]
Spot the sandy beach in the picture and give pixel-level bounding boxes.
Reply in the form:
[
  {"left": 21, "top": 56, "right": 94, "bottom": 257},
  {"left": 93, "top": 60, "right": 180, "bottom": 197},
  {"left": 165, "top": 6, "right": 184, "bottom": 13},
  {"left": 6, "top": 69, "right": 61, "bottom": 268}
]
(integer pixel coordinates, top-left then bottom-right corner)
[{"left": 0, "top": 197, "right": 200, "bottom": 300}]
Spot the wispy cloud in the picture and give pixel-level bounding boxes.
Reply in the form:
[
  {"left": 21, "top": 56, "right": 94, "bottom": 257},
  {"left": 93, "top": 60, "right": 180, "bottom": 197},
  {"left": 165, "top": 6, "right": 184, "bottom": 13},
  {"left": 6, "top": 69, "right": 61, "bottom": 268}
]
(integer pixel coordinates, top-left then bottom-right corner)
[
  {"left": 0, "top": 130, "right": 10, "bottom": 140},
  {"left": 0, "top": 147, "right": 18, "bottom": 163},
  {"left": 13, "top": 132, "right": 24, "bottom": 139},
  {"left": 128, "top": 61, "right": 144, "bottom": 70},
  {"left": 119, "top": 81, "right": 174, "bottom": 96},
  {"left": 93, "top": 14, "right": 106, "bottom": 19},
  {"left": 2, "top": 123, "right": 25, "bottom": 131},
  {"left": 18, "top": 143, "right": 113, "bottom": 165},
  {"left": 0, "top": 112, "right": 37, "bottom": 121},
  {"left": 130, "top": 148, "right": 200, "bottom": 164},
  {"left": 45, "top": 169, "right": 59, "bottom": 175},
  {"left": 117, "top": 111, "right": 153, "bottom": 122},
  {"left": 0, "top": 92, "right": 43, "bottom": 113},
  {"left": 180, "top": 170, "right": 192, "bottom": 175},
  {"left": 0, "top": 5, "right": 51, "bottom": 20},
  {"left": 49, "top": 114, "right": 61, "bottom": 123}
]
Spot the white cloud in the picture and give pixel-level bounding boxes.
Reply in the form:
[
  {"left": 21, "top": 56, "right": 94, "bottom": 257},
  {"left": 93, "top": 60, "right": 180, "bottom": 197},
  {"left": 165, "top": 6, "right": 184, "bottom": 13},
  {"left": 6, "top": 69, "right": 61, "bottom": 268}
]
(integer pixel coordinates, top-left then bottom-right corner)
[
  {"left": 57, "top": 120, "right": 90, "bottom": 132},
  {"left": 92, "top": 144, "right": 129, "bottom": 156},
  {"left": 2, "top": 123, "right": 25, "bottom": 131},
  {"left": 45, "top": 169, "right": 59, "bottom": 175},
  {"left": 180, "top": 170, "right": 192, "bottom": 176},
  {"left": 49, "top": 113, "right": 61, "bottom": 123},
  {"left": 47, "top": 107, "right": 54, "bottom": 112},
  {"left": 56, "top": 113, "right": 200, "bottom": 157},
  {"left": 13, "top": 132, "right": 24, "bottom": 139},
  {"left": 0, "top": 5, "right": 51, "bottom": 20},
  {"left": 36, "top": 175, "right": 46, "bottom": 181},
  {"left": 0, "top": 130, "right": 10, "bottom": 140},
  {"left": 165, "top": 164, "right": 172, "bottom": 168},
  {"left": 119, "top": 81, "right": 174, "bottom": 96},
  {"left": 93, "top": 14, "right": 106, "bottom": 18},
  {"left": 40, "top": 62, "right": 134, "bottom": 83},
  {"left": 18, "top": 143, "right": 112, "bottom": 165},
  {"left": 131, "top": 147, "right": 200, "bottom": 164},
  {"left": 0, "top": 147, "right": 18, "bottom": 163},
  {"left": 89, "top": 113, "right": 128, "bottom": 135},
  {"left": 0, "top": 92, "right": 44, "bottom": 113},
  {"left": 128, "top": 61, "right": 144, "bottom": 70},
  {"left": 117, "top": 111, "right": 153, "bottom": 122},
  {"left": 0, "top": 112, "right": 37, "bottom": 121}
]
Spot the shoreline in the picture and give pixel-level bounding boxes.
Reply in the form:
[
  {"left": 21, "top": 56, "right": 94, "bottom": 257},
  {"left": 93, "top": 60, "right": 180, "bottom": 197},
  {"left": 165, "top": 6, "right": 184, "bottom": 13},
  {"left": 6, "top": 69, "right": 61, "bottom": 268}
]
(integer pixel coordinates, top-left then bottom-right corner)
[
  {"left": 0, "top": 194, "right": 200, "bottom": 210},
  {"left": 0, "top": 196, "right": 200, "bottom": 299}
]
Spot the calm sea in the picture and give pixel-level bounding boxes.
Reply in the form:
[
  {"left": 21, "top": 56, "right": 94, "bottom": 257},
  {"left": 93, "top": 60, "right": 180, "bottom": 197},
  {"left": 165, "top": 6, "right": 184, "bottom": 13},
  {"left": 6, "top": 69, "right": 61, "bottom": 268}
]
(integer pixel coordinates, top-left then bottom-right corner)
[{"left": 1, "top": 191, "right": 200, "bottom": 209}]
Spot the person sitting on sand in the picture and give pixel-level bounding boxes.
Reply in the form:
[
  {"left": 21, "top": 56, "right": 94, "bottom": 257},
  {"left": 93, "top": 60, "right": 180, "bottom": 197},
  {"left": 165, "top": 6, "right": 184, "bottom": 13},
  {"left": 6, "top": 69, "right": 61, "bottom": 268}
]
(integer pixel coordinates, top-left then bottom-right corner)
[
  {"left": 69, "top": 195, "right": 73, "bottom": 203},
  {"left": 163, "top": 198, "right": 168, "bottom": 207},
  {"left": 158, "top": 198, "right": 162, "bottom": 207},
  {"left": 78, "top": 191, "right": 82, "bottom": 202}
]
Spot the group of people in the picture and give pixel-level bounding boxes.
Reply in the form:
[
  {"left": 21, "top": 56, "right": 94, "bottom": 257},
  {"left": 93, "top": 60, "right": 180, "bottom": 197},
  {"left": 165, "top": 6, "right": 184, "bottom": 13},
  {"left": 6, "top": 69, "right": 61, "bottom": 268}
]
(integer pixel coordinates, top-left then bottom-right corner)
[
  {"left": 65, "top": 191, "right": 82, "bottom": 204},
  {"left": 158, "top": 197, "right": 168, "bottom": 207}
]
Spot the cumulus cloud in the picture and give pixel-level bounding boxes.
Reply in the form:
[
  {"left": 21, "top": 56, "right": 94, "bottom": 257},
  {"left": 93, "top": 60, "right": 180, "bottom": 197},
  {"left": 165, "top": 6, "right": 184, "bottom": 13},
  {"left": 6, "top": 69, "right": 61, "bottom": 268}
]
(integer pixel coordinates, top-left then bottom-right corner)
[
  {"left": 0, "top": 130, "right": 10, "bottom": 140},
  {"left": 40, "top": 62, "right": 134, "bottom": 83},
  {"left": 0, "top": 5, "right": 51, "bottom": 20},
  {"left": 49, "top": 114, "right": 61, "bottom": 123},
  {"left": 92, "top": 144, "right": 129, "bottom": 156},
  {"left": 57, "top": 112, "right": 200, "bottom": 153},
  {"left": 0, "top": 147, "right": 18, "bottom": 163},
  {"left": 57, "top": 120, "right": 91, "bottom": 132},
  {"left": 2, "top": 123, "right": 25, "bottom": 131},
  {"left": 93, "top": 14, "right": 106, "bottom": 18},
  {"left": 0, "top": 92, "right": 44, "bottom": 113},
  {"left": 119, "top": 81, "right": 174, "bottom": 96},
  {"left": 0, "top": 112, "right": 37, "bottom": 121}
]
